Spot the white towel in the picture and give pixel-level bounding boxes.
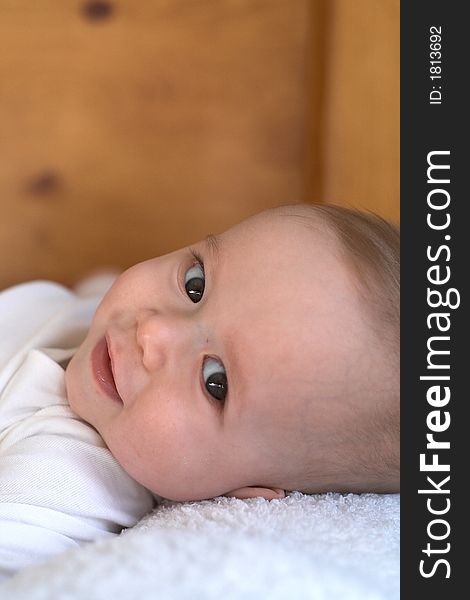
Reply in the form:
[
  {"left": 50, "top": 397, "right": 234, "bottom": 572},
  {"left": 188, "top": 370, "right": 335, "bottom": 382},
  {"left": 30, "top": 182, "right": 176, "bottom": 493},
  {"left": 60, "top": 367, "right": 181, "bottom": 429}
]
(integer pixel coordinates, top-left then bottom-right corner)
[{"left": 1, "top": 491, "right": 399, "bottom": 599}]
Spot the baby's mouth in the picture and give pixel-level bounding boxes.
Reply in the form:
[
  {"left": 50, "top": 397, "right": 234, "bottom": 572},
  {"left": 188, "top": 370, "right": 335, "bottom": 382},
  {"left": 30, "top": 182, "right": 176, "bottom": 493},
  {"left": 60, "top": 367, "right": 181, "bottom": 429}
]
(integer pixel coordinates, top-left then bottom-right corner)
[
  {"left": 91, "top": 336, "right": 123, "bottom": 403},
  {"left": 106, "top": 337, "right": 118, "bottom": 387}
]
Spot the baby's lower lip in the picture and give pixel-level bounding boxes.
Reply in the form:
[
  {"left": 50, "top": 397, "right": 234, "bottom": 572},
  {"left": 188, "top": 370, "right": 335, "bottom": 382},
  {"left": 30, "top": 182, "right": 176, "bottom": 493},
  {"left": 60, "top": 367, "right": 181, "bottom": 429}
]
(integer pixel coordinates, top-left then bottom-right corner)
[{"left": 91, "top": 337, "right": 123, "bottom": 403}]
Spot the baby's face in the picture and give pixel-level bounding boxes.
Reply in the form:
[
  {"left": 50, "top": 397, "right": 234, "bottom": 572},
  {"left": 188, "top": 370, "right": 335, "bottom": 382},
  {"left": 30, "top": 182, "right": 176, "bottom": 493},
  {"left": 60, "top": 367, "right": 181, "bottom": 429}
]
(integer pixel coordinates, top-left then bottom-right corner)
[{"left": 66, "top": 209, "right": 373, "bottom": 501}]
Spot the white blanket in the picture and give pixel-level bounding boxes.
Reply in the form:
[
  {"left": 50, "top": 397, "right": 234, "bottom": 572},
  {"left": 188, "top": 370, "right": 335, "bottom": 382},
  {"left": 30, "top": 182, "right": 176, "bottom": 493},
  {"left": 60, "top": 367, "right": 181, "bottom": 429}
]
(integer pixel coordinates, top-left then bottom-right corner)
[{"left": 1, "top": 491, "right": 399, "bottom": 599}]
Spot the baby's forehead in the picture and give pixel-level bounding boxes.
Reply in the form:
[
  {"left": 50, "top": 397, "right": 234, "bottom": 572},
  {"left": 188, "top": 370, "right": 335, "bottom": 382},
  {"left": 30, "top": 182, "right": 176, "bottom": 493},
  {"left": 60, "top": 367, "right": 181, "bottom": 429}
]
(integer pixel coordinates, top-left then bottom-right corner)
[
  {"left": 208, "top": 210, "right": 365, "bottom": 344},
  {"left": 222, "top": 208, "right": 325, "bottom": 241},
  {"left": 217, "top": 210, "right": 341, "bottom": 270},
  {"left": 236, "top": 337, "right": 367, "bottom": 446}
]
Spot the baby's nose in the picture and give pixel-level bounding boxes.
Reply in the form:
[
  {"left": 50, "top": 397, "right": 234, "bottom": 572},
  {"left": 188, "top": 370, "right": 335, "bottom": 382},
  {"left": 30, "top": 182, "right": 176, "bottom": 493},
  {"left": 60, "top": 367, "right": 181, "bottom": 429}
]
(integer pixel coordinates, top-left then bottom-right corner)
[{"left": 136, "top": 311, "right": 191, "bottom": 372}]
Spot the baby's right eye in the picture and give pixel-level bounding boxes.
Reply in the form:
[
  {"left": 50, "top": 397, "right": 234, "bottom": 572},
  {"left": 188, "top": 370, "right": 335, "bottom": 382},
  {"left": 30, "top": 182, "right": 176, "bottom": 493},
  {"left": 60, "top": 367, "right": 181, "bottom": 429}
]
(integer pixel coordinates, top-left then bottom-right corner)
[{"left": 184, "top": 262, "right": 205, "bottom": 303}]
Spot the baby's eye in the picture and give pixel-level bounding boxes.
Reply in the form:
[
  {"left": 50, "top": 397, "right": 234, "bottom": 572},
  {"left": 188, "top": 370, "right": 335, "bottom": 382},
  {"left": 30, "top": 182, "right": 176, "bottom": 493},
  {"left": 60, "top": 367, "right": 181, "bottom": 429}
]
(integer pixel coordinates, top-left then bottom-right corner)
[
  {"left": 184, "top": 262, "right": 205, "bottom": 303},
  {"left": 202, "top": 357, "right": 227, "bottom": 403}
]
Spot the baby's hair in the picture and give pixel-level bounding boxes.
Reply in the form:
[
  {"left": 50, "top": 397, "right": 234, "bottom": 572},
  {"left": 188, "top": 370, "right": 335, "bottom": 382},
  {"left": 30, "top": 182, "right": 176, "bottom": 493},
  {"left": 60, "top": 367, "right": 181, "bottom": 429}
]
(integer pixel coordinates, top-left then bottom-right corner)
[
  {"left": 313, "top": 204, "right": 399, "bottom": 353},
  {"left": 273, "top": 202, "right": 400, "bottom": 493}
]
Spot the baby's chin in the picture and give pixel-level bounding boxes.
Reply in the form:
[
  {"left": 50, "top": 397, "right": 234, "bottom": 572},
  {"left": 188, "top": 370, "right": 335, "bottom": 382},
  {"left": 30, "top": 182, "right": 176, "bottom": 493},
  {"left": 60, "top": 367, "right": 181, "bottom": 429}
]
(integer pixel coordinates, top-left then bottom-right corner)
[
  {"left": 64, "top": 349, "right": 94, "bottom": 421},
  {"left": 64, "top": 354, "right": 81, "bottom": 408}
]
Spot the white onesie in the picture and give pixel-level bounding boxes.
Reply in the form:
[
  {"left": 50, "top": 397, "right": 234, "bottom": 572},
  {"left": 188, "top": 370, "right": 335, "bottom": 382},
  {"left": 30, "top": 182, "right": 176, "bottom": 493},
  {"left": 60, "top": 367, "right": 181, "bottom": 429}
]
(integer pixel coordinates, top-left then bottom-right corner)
[{"left": 0, "top": 280, "right": 155, "bottom": 580}]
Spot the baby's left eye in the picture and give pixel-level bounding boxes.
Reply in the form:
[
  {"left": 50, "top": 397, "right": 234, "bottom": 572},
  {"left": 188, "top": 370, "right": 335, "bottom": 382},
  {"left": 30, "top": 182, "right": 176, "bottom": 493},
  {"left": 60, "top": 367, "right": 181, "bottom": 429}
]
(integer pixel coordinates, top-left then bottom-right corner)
[{"left": 202, "top": 357, "right": 227, "bottom": 403}]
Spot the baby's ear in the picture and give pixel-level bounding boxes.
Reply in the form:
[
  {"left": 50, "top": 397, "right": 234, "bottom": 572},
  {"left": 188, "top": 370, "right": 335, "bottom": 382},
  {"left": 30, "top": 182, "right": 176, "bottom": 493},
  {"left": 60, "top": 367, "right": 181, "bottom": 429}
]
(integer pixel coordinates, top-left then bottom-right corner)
[{"left": 223, "top": 486, "right": 286, "bottom": 501}]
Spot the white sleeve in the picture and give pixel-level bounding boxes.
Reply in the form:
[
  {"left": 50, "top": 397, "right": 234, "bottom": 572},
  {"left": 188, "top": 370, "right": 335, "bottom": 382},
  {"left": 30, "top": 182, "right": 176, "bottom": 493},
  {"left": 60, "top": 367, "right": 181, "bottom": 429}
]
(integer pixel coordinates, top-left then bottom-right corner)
[
  {"left": 0, "top": 281, "right": 98, "bottom": 397},
  {"left": 0, "top": 281, "right": 74, "bottom": 371},
  {"left": 0, "top": 351, "right": 155, "bottom": 580},
  {"left": 0, "top": 434, "right": 155, "bottom": 580},
  {"left": 0, "top": 283, "right": 155, "bottom": 580}
]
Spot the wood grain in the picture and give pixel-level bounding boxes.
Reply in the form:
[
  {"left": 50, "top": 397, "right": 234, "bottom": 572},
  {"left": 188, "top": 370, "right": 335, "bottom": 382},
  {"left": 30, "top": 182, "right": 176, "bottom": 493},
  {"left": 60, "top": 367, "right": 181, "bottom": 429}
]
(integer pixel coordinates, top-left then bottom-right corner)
[
  {"left": 320, "top": 0, "right": 400, "bottom": 223},
  {"left": 0, "top": 0, "right": 313, "bottom": 288},
  {"left": 0, "top": 1, "right": 399, "bottom": 289}
]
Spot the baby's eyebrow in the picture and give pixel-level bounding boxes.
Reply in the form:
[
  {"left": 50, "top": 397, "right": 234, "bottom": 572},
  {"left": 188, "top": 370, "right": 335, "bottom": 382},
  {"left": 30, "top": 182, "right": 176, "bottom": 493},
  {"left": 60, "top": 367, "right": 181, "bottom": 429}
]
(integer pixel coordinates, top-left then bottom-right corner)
[{"left": 204, "top": 233, "right": 221, "bottom": 261}]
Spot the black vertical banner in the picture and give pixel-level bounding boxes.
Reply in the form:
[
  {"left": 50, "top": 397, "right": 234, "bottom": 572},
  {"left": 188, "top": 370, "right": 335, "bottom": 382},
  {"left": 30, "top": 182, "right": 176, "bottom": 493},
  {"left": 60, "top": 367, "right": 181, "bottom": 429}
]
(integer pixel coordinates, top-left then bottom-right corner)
[{"left": 401, "top": 1, "right": 467, "bottom": 597}]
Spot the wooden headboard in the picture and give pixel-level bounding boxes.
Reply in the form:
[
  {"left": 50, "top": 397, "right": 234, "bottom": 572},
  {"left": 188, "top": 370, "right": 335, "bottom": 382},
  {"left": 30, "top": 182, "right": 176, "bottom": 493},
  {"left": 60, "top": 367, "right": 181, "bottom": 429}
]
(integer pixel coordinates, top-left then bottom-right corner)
[{"left": 0, "top": 0, "right": 398, "bottom": 290}]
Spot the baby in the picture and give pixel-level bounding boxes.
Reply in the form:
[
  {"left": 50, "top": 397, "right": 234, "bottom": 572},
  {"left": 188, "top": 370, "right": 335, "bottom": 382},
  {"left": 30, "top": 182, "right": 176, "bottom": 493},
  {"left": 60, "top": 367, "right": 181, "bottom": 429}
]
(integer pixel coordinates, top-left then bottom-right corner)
[
  {"left": 66, "top": 202, "right": 400, "bottom": 501},
  {"left": 0, "top": 202, "right": 399, "bottom": 578}
]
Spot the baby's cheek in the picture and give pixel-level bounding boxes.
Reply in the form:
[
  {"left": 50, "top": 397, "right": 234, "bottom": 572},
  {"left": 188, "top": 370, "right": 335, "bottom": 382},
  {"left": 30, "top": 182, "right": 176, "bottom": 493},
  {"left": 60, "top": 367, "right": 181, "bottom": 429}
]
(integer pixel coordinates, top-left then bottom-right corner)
[
  {"left": 91, "top": 282, "right": 123, "bottom": 325},
  {"left": 101, "top": 424, "right": 146, "bottom": 485},
  {"left": 99, "top": 411, "right": 166, "bottom": 490}
]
